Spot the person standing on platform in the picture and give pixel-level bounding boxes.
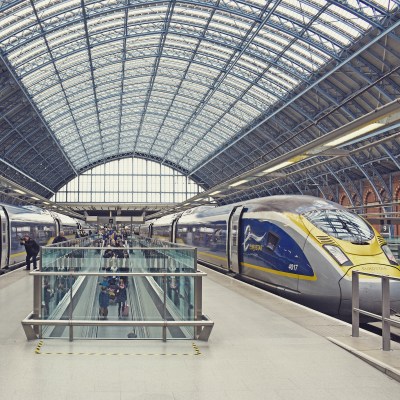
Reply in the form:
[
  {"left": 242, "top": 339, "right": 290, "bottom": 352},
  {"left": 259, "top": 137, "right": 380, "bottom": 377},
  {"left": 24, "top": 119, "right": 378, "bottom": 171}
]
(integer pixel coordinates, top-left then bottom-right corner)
[
  {"left": 20, "top": 233, "right": 40, "bottom": 271},
  {"left": 52, "top": 230, "right": 68, "bottom": 244},
  {"left": 116, "top": 279, "right": 127, "bottom": 319},
  {"left": 43, "top": 279, "right": 53, "bottom": 318},
  {"left": 99, "top": 286, "right": 109, "bottom": 319}
]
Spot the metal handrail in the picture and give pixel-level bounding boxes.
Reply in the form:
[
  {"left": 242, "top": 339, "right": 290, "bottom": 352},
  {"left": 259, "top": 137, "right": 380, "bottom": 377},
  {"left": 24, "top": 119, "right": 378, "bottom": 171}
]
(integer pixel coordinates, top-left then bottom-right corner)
[
  {"left": 21, "top": 313, "right": 214, "bottom": 342},
  {"left": 30, "top": 271, "right": 207, "bottom": 277},
  {"left": 352, "top": 271, "right": 400, "bottom": 351},
  {"left": 23, "top": 269, "right": 213, "bottom": 342}
]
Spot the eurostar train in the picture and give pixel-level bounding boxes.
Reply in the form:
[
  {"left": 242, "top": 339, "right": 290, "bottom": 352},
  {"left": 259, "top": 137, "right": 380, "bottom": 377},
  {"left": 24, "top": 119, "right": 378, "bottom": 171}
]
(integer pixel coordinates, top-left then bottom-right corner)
[
  {"left": 139, "top": 195, "right": 400, "bottom": 319},
  {"left": 0, "top": 203, "right": 84, "bottom": 270}
]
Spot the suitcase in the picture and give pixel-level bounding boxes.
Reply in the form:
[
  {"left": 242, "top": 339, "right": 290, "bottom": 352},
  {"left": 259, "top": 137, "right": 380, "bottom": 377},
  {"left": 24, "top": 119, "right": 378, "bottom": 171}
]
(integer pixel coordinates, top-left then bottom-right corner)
[
  {"left": 99, "top": 307, "right": 108, "bottom": 318},
  {"left": 122, "top": 303, "right": 129, "bottom": 317}
]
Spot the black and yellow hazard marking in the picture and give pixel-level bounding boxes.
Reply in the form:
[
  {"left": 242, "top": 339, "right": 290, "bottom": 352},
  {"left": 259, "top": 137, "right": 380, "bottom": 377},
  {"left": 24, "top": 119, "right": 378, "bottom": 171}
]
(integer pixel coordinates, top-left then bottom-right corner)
[
  {"left": 34, "top": 341, "right": 202, "bottom": 356},
  {"left": 192, "top": 342, "right": 201, "bottom": 355},
  {"left": 35, "top": 340, "right": 44, "bottom": 354}
]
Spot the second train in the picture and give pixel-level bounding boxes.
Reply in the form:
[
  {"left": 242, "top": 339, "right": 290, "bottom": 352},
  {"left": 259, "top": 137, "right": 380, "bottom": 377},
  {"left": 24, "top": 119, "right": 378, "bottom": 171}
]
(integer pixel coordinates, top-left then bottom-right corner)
[{"left": 138, "top": 195, "right": 400, "bottom": 320}]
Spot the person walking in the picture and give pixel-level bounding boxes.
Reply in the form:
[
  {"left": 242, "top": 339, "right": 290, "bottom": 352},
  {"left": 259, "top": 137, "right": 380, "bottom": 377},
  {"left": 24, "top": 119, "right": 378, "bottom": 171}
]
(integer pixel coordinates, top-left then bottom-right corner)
[{"left": 20, "top": 234, "right": 40, "bottom": 270}]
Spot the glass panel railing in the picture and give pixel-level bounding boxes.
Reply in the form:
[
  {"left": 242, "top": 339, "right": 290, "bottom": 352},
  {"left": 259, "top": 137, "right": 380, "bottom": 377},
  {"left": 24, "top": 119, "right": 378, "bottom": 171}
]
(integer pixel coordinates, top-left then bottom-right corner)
[
  {"left": 39, "top": 272, "right": 197, "bottom": 339},
  {"left": 34, "top": 236, "right": 202, "bottom": 340}
]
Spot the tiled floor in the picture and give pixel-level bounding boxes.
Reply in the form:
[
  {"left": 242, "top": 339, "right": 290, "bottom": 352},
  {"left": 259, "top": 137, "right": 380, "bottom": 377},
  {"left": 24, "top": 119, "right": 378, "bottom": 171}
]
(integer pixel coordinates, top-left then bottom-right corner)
[{"left": 1, "top": 266, "right": 400, "bottom": 400}]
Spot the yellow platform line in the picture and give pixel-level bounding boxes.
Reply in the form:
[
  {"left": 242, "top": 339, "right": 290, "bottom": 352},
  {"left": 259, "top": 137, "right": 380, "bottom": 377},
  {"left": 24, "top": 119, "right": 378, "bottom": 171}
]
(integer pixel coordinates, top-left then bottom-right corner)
[{"left": 34, "top": 341, "right": 201, "bottom": 356}]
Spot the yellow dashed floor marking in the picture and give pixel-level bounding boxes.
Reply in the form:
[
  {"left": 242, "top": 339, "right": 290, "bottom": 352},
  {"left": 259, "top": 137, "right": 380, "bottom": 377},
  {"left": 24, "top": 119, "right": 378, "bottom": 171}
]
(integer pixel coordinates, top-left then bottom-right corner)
[{"left": 34, "top": 340, "right": 201, "bottom": 356}]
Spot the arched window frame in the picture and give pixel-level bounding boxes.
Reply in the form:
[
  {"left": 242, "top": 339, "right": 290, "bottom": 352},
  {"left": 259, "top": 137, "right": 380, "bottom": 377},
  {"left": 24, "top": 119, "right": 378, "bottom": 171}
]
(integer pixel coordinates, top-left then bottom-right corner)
[{"left": 51, "top": 158, "right": 203, "bottom": 203}]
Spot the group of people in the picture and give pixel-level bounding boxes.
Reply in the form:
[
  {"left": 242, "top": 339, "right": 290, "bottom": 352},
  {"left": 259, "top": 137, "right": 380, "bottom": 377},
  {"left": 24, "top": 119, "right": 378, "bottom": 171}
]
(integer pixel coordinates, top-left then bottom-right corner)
[
  {"left": 99, "top": 228, "right": 129, "bottom": 246},
  {"left": 20, "top": 227, "right": 130, "bottom": 320},
  {"left": 99, "top": 229, "right": 130, "bottom": 319},
  {"left": 103, "top": 237, "right": 130, "bottom": 273},
  {"left": 99, "top": 277, "right": 128, "bottom": 319}
]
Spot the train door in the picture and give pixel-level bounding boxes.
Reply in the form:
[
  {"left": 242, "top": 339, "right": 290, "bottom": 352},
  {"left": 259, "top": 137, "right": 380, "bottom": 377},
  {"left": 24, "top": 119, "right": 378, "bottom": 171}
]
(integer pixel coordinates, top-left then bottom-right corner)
[
  {"left": 0, "top": 207, "right": 10, "bottom": 268},
  {"left": 228, "top": 206, "right": 244, "bottom": 273},
  {"left": 171, "top": 218, "right": 179, "bottom": 243},
  {"left": 49, "top": 211, "right": 61, "bottom": 236},
  {"left": 54, "top": 217, "right": 61, "bottom": 236}
]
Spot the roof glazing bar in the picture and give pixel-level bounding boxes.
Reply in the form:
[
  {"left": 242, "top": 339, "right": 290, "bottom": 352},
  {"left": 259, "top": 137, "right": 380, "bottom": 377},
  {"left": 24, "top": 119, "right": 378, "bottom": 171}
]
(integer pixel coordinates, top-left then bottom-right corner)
[
  {"left": 188, "top": 18, "right": 400, "bottom": 177},
  {"left": 0, "top": 52, "right": 78, "bottom": 177},
  {"left": 0, "top": 157, "right": 55, "bottom": 194}
]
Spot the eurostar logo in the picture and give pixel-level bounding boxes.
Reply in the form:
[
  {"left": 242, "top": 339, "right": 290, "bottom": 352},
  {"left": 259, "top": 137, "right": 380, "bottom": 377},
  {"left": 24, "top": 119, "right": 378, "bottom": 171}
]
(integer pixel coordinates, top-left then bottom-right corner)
[{"left": 243, "top": 225, "right": 266, "bottom": 251}]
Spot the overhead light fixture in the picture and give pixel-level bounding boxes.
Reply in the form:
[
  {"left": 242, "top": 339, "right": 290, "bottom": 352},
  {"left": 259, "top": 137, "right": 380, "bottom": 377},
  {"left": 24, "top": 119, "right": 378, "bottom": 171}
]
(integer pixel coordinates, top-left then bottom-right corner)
[
  {"left": 31, "top": 196, "right": 39, "bottom": 200},
  {"left": 229, "top": 179, "right": 249, "bottom": 187},
  {"left": 318, "top": 149, "right": 350, "bottom": 156},
  {"left": 14, "top": 189, "right": 26, "bottom": 194},
  {"left": 323, "top": 122, "right": 384, "bottom": 147},
  {"left": 194, "top": 99, "right": 400, "bottom": 198},
  {"left": 261, "top": 161, "right": 294, "bottom": 175},
  {"left": 194, "top": 198, "right": 204, "bottom": 202},
  {"left": 260, "top": 155, "right": 308, "bottom": 176},
  {"left": 183, "top": 203, "right": 190, "bottom": 206},
  {"left": 43, "top": 202, "right": 50, "bottom": 205}
]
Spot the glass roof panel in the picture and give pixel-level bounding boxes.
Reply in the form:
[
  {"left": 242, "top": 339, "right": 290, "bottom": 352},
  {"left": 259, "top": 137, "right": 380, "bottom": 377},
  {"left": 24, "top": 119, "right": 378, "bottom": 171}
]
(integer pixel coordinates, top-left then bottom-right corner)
[
  {"left": 0, "top": 0, "right": 393, "bottom": 175},
  {"left": 327, "top": 4, "right": 371, "bottom": 30}
]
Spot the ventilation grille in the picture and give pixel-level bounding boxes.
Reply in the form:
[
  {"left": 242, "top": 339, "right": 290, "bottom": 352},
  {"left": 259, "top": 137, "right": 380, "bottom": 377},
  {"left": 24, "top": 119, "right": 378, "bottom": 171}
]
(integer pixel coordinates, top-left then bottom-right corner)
[
  {"left": 315, "top": 236, "right": 336, "bottom": 245},
  {"left": 377, "top": 235, "right": 386, "bottom": 246}
]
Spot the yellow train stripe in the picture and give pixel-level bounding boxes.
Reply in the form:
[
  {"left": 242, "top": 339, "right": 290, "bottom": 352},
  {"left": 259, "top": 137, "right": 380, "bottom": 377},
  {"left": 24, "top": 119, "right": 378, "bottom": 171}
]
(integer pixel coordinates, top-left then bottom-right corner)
[
  {"left": 198, "top": 251, "right": 226, "bottom": 261},
  {"left": 34, "top": 341, "right": 201, "bottom": 356},
  {"left": 241, "top": 261, "right": 317, "bottom": 281},
  {"left": 10, "top": 251, "right": 26, "bottom": 259},
  {"left": 198, "top": 251, "right": 316, "bottom": 280}
]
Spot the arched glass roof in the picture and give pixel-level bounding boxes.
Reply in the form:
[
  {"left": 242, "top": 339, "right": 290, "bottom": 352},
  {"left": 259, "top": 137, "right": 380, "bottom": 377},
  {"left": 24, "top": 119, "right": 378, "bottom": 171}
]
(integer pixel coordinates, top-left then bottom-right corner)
[{"left": 0, "top": 0, "right": 395, "bottom": 176}]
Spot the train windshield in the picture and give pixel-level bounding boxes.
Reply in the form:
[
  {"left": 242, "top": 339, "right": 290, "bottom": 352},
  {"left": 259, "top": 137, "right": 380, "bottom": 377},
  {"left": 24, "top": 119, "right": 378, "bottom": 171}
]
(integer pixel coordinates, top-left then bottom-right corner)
[{"left": 303, "top": 209, "right": 374, "bottom": 243}]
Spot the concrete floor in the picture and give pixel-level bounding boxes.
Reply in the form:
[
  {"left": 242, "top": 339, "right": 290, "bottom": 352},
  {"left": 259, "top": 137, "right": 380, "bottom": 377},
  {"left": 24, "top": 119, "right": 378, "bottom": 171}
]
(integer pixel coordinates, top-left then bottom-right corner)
[{"left": 1, "top": 266, "right": 400, "bottom": 400}]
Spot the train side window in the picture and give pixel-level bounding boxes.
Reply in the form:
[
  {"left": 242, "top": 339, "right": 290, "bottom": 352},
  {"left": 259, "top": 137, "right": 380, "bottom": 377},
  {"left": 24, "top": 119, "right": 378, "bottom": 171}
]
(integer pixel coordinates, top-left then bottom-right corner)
[{"left": 266, "top": 233, "right": 279, "bottom": 251}]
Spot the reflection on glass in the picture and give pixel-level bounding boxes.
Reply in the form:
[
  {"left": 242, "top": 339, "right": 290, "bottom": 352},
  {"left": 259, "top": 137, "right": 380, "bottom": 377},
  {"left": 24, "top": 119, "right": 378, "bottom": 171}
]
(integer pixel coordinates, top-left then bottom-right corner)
[{"left": 40, "top": 236, "right": 198, "bottom": 339}]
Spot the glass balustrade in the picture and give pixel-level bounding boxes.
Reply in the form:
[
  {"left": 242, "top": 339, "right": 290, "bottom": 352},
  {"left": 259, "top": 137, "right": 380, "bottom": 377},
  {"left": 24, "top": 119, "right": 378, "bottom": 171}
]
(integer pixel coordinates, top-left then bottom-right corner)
[{"left": 32, "top": 236, "right": 205, "bottom": 340}]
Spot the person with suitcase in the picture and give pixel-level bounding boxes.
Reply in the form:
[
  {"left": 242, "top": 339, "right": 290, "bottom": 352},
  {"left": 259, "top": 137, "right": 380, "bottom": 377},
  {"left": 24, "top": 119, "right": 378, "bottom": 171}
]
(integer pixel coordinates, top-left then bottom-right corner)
[{"left": 99, "top": 286, "right": 109, "bottom": 319}]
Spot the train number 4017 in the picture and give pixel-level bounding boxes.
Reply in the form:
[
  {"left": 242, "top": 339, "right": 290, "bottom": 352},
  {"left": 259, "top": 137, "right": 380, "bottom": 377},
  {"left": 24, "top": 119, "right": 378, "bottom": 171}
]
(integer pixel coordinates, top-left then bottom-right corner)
[{"left": 288, "top": 264, "right": 298, "bottom": 271}]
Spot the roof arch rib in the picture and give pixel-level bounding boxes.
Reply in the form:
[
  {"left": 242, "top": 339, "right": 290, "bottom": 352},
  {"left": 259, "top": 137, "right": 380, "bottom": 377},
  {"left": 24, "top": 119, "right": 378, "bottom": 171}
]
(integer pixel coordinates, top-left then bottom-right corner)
[{"left": 0, "top": 0, "right": 399, "bottom": 198}]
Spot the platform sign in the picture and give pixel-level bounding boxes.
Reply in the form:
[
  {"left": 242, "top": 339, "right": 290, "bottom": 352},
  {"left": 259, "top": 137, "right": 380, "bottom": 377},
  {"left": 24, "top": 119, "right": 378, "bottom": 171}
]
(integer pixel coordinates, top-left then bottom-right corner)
[{"left": 380, "top": 220, "right": 392, "bottom": 238}]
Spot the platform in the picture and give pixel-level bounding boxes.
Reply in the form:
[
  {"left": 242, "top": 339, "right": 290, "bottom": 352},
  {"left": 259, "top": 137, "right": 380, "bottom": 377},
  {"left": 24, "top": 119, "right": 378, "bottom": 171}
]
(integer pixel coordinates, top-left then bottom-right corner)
[{"left": 1, "top": 265, "right": 400, "bottom": 400}]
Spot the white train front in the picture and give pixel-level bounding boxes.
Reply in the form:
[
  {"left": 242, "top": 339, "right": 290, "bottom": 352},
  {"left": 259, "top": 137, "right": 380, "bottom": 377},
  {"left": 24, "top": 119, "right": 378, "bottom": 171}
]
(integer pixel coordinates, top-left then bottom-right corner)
[{"left": 140, "top": 195, "right": 400, "bottom": 320}]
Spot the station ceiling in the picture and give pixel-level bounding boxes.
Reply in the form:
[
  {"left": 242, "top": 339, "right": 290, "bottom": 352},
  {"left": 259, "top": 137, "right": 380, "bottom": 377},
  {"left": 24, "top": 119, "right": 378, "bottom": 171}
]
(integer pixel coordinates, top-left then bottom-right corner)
[{"left": 0, "top": 1, "right": 400, "bottom": 209}]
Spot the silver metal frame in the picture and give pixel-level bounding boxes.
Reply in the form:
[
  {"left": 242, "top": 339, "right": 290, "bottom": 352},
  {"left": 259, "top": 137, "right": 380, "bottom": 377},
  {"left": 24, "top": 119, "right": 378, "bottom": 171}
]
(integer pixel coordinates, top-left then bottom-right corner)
[
  {"left": 23, "top": 269, "right": 213, "bottom": 342},
  {"left": 352, "top": 271, "right": 400, "bottom": 351}
]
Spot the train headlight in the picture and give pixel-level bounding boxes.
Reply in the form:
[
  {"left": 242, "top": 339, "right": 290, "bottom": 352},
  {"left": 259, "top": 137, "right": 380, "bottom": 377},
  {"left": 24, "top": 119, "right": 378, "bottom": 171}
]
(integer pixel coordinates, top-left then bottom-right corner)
[
  {"left": 323, "top": 245, "right": 352, "bottom": 266},
  {"left": 382, "top": 245, "right": 398, "bottom": 265}
]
